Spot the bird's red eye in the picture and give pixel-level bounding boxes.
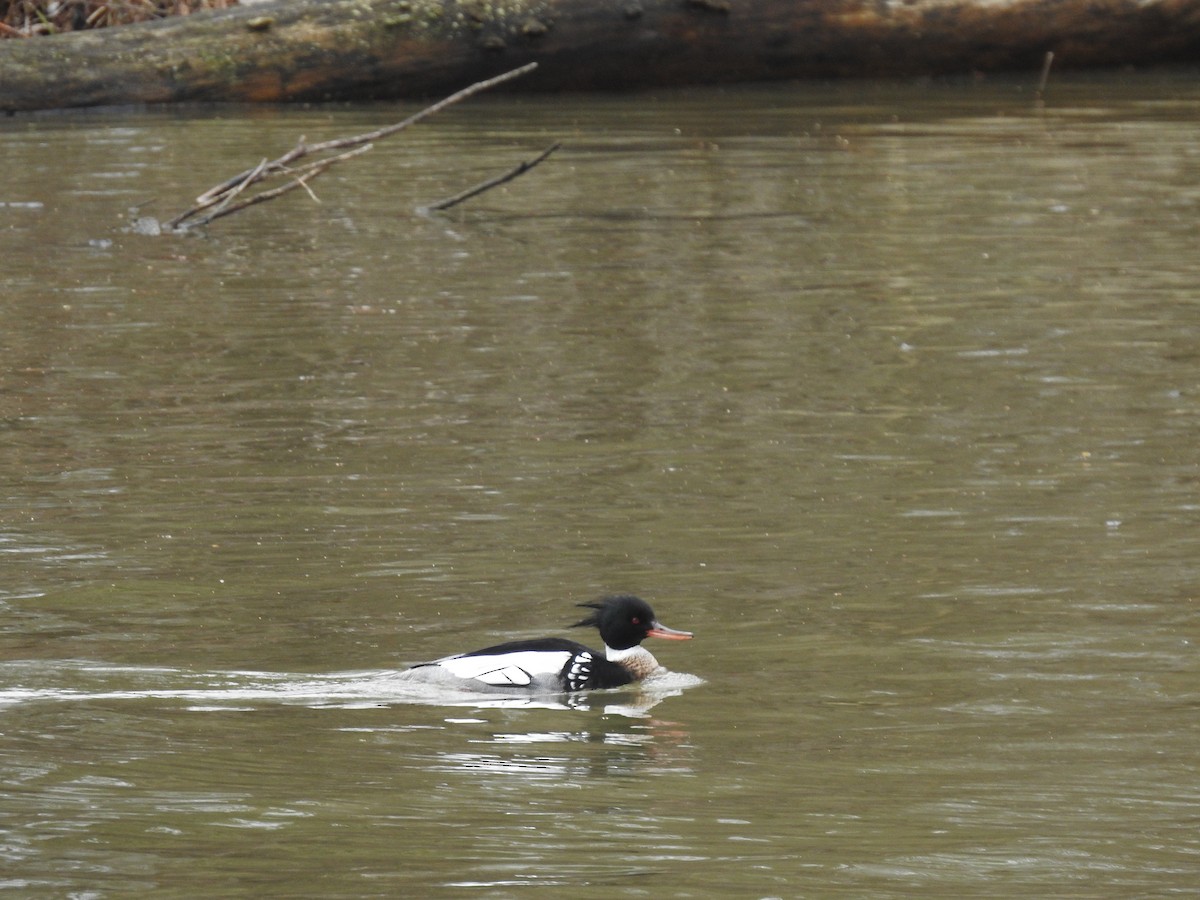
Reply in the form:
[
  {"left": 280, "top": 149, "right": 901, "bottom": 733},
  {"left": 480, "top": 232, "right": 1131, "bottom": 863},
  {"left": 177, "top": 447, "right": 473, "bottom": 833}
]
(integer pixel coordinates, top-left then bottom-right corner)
[{"left": 631, "top": 616, "right": 641, "bottom": 624}]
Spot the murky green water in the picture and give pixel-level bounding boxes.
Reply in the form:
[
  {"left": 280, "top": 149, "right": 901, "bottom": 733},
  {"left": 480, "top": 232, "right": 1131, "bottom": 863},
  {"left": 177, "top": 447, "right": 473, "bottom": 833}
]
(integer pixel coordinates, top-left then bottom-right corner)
[{"left": 3, "top": 69, "right": 1200, "bottom": 896}]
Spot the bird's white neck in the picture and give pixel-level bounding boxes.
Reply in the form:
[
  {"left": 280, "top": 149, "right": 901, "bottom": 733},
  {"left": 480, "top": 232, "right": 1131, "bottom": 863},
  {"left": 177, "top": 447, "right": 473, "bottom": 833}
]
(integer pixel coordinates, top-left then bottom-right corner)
[{"left": 605, "top": 644, "right": 662, "bottom": 680}]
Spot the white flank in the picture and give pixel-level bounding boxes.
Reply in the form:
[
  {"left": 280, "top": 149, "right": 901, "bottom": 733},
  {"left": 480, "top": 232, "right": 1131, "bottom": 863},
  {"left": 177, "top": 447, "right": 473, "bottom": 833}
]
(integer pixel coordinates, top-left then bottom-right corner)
[{"left": 436, "top": 651, "right": 573, "bottom": 687}]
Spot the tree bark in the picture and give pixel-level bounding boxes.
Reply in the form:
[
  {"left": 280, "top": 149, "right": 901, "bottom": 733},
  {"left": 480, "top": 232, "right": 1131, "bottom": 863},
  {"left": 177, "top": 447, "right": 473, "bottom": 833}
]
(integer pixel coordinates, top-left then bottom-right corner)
[{"left": 3, "top": 0, "right": 1199, "bottom": 112}]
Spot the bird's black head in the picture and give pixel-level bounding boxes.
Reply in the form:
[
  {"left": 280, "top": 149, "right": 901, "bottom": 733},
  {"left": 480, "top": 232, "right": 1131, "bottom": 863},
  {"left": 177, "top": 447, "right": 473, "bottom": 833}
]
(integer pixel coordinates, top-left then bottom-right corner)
[{"left": 572, "top": 594, "right": 693, "bottom": 650}]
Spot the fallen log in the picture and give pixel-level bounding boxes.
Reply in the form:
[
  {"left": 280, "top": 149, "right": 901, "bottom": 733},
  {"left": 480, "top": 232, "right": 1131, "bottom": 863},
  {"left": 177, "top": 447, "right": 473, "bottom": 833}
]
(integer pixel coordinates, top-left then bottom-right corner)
[{"left": 3, "top": 0, "right": 1200, "bottom": 112}]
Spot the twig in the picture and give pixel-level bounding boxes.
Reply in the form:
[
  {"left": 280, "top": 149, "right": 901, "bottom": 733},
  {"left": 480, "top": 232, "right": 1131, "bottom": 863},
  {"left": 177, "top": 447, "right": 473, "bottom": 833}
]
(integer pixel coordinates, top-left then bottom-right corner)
[
  {"left": 165, "top": 62, "right": 539, "bottom": 230},
  {"left": 424, "top": 142, "right": 562, "bottom": 212},
  {"left": 203, "top": 155, "right": 268, "bottom": 220},
  {"left": 305, "top": 61, "right": 539, "bottom": 153},
  {"left": 1035, "top": 51, "right": 1054, "bottom": 105},
  {"left": 187, "top": 145, "right": 373, "bottom": 227},
  {"left": 191, "top": 138, "right": 307, "bottom": 207}
]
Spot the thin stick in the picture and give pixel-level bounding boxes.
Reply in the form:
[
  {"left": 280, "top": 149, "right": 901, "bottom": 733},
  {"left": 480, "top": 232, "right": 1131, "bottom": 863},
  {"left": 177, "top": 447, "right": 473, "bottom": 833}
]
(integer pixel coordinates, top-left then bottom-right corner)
[
  {"left": 166, "top": 62, "right": 538, "bottom": 230},
  {"left": 425, "top": 142, "right": 562, "bottom": 212},
  {"left": 304, "top": 61, "right": 539, "bottom": 154},
  {"left": 192, "top": 61, "right": 537, "bottom": 209},
  {"left": 203, "top": 156, "right": 268, "bottom": 219},
  {"left": 192, "top": 138, "right": 308, "bottom": 206},
  {"left": 1035, "top": 51, "right": 1054, "bottom": 103},
  {"left": 189, "top": 144, "right": 373, "bottom": 226}
]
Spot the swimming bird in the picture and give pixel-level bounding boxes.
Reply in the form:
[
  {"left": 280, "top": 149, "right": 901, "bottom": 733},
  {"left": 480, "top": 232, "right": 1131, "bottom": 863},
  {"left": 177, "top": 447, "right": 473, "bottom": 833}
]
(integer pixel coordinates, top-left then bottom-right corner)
[{"left": 399, "top": 594, "right": 692, "bottom": 692}]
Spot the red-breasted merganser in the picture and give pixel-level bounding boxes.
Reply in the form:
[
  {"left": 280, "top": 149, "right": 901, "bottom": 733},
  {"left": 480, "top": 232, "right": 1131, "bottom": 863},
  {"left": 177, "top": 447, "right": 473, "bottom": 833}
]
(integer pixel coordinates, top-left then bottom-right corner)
[{"left": 400, "top": 594, "right": 693, "bottom": 692}]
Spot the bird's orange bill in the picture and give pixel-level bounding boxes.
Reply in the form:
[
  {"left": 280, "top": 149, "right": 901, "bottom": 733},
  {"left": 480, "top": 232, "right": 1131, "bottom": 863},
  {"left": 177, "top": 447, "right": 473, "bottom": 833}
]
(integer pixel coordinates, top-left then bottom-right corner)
[{"left": 647, "top": 621, "right": 693, "bottom": 640}]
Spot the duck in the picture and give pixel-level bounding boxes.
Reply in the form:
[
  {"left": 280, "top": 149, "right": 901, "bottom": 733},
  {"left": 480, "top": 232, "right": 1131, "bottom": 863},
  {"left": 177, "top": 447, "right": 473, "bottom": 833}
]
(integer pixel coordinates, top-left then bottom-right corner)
[{"left": 399, "top": 594, "right": 693, "bottom": 692}]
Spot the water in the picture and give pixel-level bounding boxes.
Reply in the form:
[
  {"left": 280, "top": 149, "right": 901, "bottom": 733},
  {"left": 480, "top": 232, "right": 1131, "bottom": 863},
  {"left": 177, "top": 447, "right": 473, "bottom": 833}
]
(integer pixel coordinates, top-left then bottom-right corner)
[{"left": 2, "top": 69, "right": 1200, "bottom": 896}]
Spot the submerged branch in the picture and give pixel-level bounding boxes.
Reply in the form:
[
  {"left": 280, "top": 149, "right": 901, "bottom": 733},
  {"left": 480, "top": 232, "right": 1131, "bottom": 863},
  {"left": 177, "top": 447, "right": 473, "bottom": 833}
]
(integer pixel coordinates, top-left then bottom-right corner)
[
  {"left": 424, "top": 142, "right": 562, "bottom": 212},
  {"left": 165, "top": 62, "right": 539, "bottom": 230},
  {"left": 188, "top": 145, "right": 374, "bottom": 227}
]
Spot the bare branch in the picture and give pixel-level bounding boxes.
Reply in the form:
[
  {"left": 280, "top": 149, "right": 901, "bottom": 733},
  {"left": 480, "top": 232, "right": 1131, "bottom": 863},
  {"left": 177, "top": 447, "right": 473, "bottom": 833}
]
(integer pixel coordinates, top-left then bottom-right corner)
[
  {"left": 188, "top": 145, "right": 373, "bottom": 227},
  {"left": 424, "top": 142, "right": 562, "bottom": 212},
  {"left": 165, "top": 62, "right": 538, "bottom": 230},
  {"left": 305, "top": 62, "right": 540, "bottom": 153}
]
